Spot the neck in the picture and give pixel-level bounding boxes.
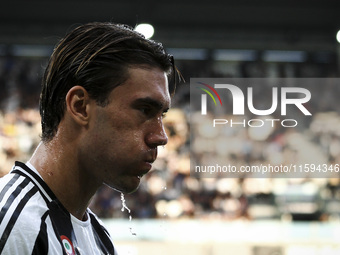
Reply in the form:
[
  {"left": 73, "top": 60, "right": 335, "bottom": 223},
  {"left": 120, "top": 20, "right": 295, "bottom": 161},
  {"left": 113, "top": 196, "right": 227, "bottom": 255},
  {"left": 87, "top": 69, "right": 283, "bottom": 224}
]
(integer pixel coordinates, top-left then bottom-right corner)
[{"left": 29, "top": 141, "right": 100, "bottom": 220}]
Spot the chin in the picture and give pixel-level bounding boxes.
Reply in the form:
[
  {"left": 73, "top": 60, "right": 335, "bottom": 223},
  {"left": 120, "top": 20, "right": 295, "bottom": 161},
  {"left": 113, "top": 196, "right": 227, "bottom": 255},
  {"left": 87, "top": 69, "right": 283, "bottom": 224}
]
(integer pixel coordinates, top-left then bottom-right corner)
[
  {"left": 112, "top": 186, "right": 139, "bottom": 194},
  {"left": 106, "top": 178, "right": 141, "bottom": 194}
]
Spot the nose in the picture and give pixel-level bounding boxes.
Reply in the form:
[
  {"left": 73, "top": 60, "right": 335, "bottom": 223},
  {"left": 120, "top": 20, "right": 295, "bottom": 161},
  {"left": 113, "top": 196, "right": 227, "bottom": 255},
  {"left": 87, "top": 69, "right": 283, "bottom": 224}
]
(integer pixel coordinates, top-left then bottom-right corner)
[{"left": 145, "top": 120, "right": 168, "bottom": 148}]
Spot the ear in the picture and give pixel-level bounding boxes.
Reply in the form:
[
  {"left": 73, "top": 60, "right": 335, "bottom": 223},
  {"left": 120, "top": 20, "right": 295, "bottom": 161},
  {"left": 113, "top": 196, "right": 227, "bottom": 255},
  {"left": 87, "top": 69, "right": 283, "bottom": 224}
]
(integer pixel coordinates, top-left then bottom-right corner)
[{"left": 65, "top": 86, "right": 92, "bottom": 126}]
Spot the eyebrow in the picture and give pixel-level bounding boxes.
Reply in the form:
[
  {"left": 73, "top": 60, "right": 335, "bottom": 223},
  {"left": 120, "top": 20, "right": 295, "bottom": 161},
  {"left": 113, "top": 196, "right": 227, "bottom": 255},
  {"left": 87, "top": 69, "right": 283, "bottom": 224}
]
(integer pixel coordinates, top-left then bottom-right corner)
[{"left": 133, "top": 97, "right": 170, "bottom": 112}]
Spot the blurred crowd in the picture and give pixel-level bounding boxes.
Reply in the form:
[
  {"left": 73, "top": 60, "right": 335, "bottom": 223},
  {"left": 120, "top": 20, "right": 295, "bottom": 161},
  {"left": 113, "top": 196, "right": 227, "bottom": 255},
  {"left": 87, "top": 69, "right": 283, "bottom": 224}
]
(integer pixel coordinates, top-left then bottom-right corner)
[{"left": 1, "top": 53, "right": 340, "bottom": 222}]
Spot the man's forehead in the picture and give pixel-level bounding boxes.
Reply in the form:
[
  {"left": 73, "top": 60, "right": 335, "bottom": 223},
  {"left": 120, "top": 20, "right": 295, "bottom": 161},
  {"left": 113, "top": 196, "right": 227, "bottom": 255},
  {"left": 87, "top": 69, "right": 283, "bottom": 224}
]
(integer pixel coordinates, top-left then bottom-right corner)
[
  {"left": 110, "top": 67, "right": 171, "bottom": 106},
  {"left": 127, "top": 67, "right": 169, "bottom": 93}
]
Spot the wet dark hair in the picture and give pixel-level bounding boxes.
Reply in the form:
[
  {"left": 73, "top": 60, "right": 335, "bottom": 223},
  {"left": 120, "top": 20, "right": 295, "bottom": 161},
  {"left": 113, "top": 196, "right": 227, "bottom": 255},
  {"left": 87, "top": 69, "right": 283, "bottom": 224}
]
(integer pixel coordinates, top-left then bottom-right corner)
[{"left": 40, "top": 22, "right": 176, "bottom": 142}]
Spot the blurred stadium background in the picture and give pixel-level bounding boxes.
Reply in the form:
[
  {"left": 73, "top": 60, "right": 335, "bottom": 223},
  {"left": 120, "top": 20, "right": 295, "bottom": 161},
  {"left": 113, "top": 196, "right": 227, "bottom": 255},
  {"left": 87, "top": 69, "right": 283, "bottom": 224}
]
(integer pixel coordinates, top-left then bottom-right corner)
[{"left": 1, "top": 1, "right": 340, "bottom": 254}]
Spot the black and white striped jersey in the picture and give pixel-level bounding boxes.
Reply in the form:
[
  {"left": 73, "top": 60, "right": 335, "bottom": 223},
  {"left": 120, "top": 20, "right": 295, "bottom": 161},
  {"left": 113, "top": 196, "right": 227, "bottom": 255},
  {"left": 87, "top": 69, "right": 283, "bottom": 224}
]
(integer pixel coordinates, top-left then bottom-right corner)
[{"left": 0, "top": 161, "right": 118, "bottom": 255}]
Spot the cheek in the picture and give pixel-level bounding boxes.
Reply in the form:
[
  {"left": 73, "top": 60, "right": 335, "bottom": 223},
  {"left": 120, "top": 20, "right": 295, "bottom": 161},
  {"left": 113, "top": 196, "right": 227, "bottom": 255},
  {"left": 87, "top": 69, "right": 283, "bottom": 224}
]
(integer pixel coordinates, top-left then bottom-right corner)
[
  {"left": 116, "top": 130, "right": 146, "bottom": 154},
  {"left": 96, "top": 126, "right": 146, "bottom": 154},
  {"left": 91, "top": 109, "right": 147, "bottom": 152},
  {"left": 108, "top": 116, "right": 146, "bottom": 147}
]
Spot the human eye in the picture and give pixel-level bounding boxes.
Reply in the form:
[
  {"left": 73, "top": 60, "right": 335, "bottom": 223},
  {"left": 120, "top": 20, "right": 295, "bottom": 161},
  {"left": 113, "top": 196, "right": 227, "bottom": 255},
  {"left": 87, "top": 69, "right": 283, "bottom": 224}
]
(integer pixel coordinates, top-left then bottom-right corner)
[
  {"left": 137, "top": 105, "right": 159, "bottom": 120},
  {"left": 139, "top": 105, "right": 152, "bottom": 116},
  {"left": 132, "top": 97, "right": 168, "bottom": 119},
  {"left": 161, "top": 109, "right": 168, "bottom": 119}
]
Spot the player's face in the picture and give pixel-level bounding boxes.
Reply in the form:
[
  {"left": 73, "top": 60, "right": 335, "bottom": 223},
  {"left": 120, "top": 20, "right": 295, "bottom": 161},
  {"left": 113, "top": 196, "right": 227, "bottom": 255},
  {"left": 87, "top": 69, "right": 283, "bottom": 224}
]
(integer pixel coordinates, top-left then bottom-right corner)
[{"left": 81, "top": 67, "right": 170, "bottom": 193}]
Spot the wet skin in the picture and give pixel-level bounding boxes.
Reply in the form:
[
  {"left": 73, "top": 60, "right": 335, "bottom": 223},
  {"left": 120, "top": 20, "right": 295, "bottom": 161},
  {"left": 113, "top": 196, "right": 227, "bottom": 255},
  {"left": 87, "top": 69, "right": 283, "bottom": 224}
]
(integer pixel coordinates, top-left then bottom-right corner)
[
  {"left": 29, "top": 66, "right": 170, "bottom": 220},
  {"left": 79, "top": 66, "right": 171, "bottom": 193}
]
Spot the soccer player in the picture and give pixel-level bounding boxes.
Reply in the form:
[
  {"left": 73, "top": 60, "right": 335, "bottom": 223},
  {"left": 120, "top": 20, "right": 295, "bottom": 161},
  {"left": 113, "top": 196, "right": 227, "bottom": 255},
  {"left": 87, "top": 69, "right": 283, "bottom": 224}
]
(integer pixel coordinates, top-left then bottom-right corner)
[{"left": 0, "top": 22, "right": 176, "bottom": 254}]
